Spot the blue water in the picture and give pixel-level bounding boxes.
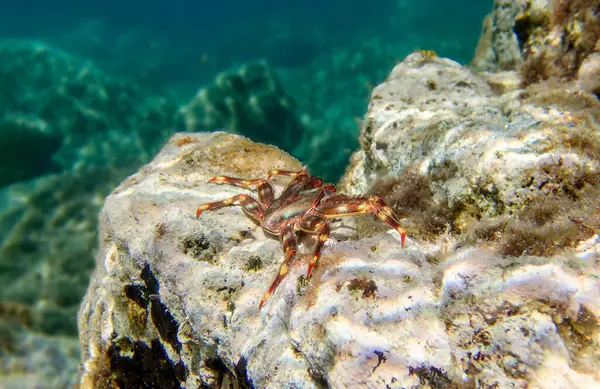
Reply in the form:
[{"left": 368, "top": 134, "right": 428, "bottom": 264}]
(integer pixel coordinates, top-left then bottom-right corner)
[
  {"left": 0, "top": 0, "right": 491, "bottom": 184},
  {"left": 0, "top": 1, "right": 489, "bottom": 68}
]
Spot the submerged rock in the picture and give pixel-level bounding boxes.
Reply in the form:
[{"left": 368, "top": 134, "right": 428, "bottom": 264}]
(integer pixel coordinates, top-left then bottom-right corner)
[
  {"left": 77, "top": 132, "right": 600, "bottom": 388},
  {"left": 471, "top": 0, "right": 600, "bottom": 95},
  {"left": 341, "top": 51, "right": 600, "bottom": 255},
  {"left": 0, "top": 114, "right": 62, "bottom": 186},
  {"left": 0, "top": 167, "right": 129, "bottom": 388},
  {"left": 0, "top": 39, "right": 176, "bottom": 181},
  {"left": 176, "top": 61, "right": 304, "bottom": 153}
]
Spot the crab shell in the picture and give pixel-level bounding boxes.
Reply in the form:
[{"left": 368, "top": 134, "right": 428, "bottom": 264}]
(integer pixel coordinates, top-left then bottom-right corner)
[{"left": 196, "top": 169, "right": 406, "bottom": 309}]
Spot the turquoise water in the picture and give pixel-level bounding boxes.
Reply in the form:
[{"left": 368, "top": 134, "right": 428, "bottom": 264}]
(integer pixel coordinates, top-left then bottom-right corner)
[{"left": 0, "top": 0, "right": 490, "bottom": 184}]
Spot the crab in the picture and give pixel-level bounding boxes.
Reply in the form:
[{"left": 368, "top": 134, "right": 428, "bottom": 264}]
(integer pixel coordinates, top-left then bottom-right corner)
[{"left": 195, "top": 169, "right": 406, "bottom": 309}]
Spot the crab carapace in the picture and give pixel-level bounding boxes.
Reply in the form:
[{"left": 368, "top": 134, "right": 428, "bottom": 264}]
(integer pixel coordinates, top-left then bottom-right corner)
[{"left": 195, "top": 169, "right": 406, "bottom": 309}]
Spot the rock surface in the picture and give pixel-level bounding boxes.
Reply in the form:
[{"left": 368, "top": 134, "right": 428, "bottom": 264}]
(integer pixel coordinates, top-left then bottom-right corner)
[
  {"left": 471, "top": 0, "right": 523, "bottom": 72},
  {"left": 341, "top": 51, "right": 600, "bottom": 254},
  {"left": 78, "top": 131, "right": 600, "bottom": 388},
  {"left": 471, "top": 0, "right": 600, "bottom": 95}
]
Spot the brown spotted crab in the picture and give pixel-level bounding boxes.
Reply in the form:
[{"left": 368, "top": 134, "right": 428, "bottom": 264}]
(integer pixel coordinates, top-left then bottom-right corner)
[{"left": 195, "top": 169, "right": 406, "bottom": 309}]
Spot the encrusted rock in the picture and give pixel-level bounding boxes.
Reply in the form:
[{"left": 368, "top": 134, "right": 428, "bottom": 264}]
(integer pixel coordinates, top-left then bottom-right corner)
[
  {"left": 471, "top": 0, "right": 525, "bottom": 72},
  {"left": 341, "top": 52, "right": 600, "bottom": 253},
  {"left": 78, "top": 131, "right": 600, "bottom": 388},
  {"left": 471, "top": 0, "right": 600, "bottom": 94}
]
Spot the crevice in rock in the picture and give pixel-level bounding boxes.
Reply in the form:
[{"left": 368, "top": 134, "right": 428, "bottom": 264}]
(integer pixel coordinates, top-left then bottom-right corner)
[
  {"left": 109, "top": 338, "right": 184, "bottom": 389},
  {"left": 150, "top": 295, "right": 182, "bottom": 354}
]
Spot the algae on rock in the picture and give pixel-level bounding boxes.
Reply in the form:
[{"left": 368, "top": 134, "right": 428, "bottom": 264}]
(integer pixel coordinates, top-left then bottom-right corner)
[{"left": 340, "top": 51, "right": 600, "bottom": 255}]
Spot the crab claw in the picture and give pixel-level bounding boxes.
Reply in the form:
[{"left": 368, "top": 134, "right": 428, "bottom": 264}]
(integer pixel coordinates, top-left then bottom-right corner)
[{"left": 399, "top": 229, "right": 406, "bottom": 248}]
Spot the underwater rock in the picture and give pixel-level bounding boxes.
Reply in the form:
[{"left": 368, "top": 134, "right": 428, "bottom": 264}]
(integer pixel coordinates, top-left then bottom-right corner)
[
  {"left": 0, "top": 167, "right": 128, "bottom": 389},
  {"left": 471, "top": 0, "right": 600, "bottom": 94},
  {"left": 0, "top": 168, "right": 125, "bottom": 336},
  {"left": 341, "top": 51, "right": 600, "bottom": 252},
  {"left": 176, "top": 61, "right": 303, "bottom": 153},
  {"left": 0, "top": 316, "right": 80, "bottom": 389},
  {"left": 0, "top": 39, "right": 175, "bottom": 178},
  {"left": 78, "top": 132, "right": 600, "bottom": 388},
  {"left": 471, "top": 0, "right": 524, "bottom": 72},
  {"left": 0, "top": 113, "right": 62, "bottom": 186}
]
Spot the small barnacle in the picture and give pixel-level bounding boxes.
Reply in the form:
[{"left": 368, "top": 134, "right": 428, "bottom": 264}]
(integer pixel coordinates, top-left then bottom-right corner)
[
  {"left": 296, "top": 275, "right": 310, "bottom": 294},
  {"left": 181, "top": 234, "right": 212, "bottom": 261},
  {"left": 231, "top": 229, "right": 254, "bottom": 243},
  {"left": 473, "top": 328, "right": 492, "bottom": 347}
]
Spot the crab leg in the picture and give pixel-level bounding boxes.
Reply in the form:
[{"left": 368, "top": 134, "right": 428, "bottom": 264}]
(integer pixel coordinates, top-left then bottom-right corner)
[
  {"left": 196, "top": 194, "right": 264, "bottom": 223},
  {"left": 266, "top": 169, "right": 309, "bottom": 180},
  {"left": 298, "top": 214, "right": 331, "bottom": 278},
  {"left": 315, "top": 195, "right": 406, "bottom": 247},
  {"left": 207, "top": 176, "right": 274, "bottom": 207},
  {"left": 259, "top": 221, "right": 298, "bottom": 310}
]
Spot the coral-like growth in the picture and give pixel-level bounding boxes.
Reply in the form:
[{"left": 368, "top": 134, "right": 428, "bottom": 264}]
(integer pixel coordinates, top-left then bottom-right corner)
[
  {"left": 464, "top": 181, "right": 600, "bottom": 257},
  {"left": 519, "top": 0, "right": 600, "bottom": 86},
  {"left": 473, "top": 0, "right": 600, "bottom": 95},
  {"left": 519, "top": 52, "right": 553, "bottom": 87}
]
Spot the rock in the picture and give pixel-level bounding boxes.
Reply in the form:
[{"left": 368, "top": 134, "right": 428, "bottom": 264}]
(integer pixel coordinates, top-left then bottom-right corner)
[
  {"left": 0, "top": 113, "right": 62, "bottom": 186},
  {"left": 340, "top": 52, "right": 600, "bottom": 254},
  {"left": 0, "top": 312, "right": 80, "bottom": 389},
  {"left": 0, "top": 168, "right": 125, "bottom": 336},
  {"left": 77, "top": 131, "right": 600, "bottom": 388},
  {"left": 471, "top": 0, "right": 600, "bottom": 92},
  {"left": 0, "top": 39, "right": 175, "bottom": 178},
  {"left": 0, "top": 167, "right": 128, "bottom": 389},
  {"left": 176, "top": 61, "right": 304, "bottom": 154},
  {"left": 578, "top": 52, "right": 600, "bottom": 97},
  {"left": 471, "top": 0, "right": 524, "bottom": 71}
]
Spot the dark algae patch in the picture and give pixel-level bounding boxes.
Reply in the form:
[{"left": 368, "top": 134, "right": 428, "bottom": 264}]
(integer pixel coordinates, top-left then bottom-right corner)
[{"left": 109, "top": 338, "right": 184, "bottom": 389}]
